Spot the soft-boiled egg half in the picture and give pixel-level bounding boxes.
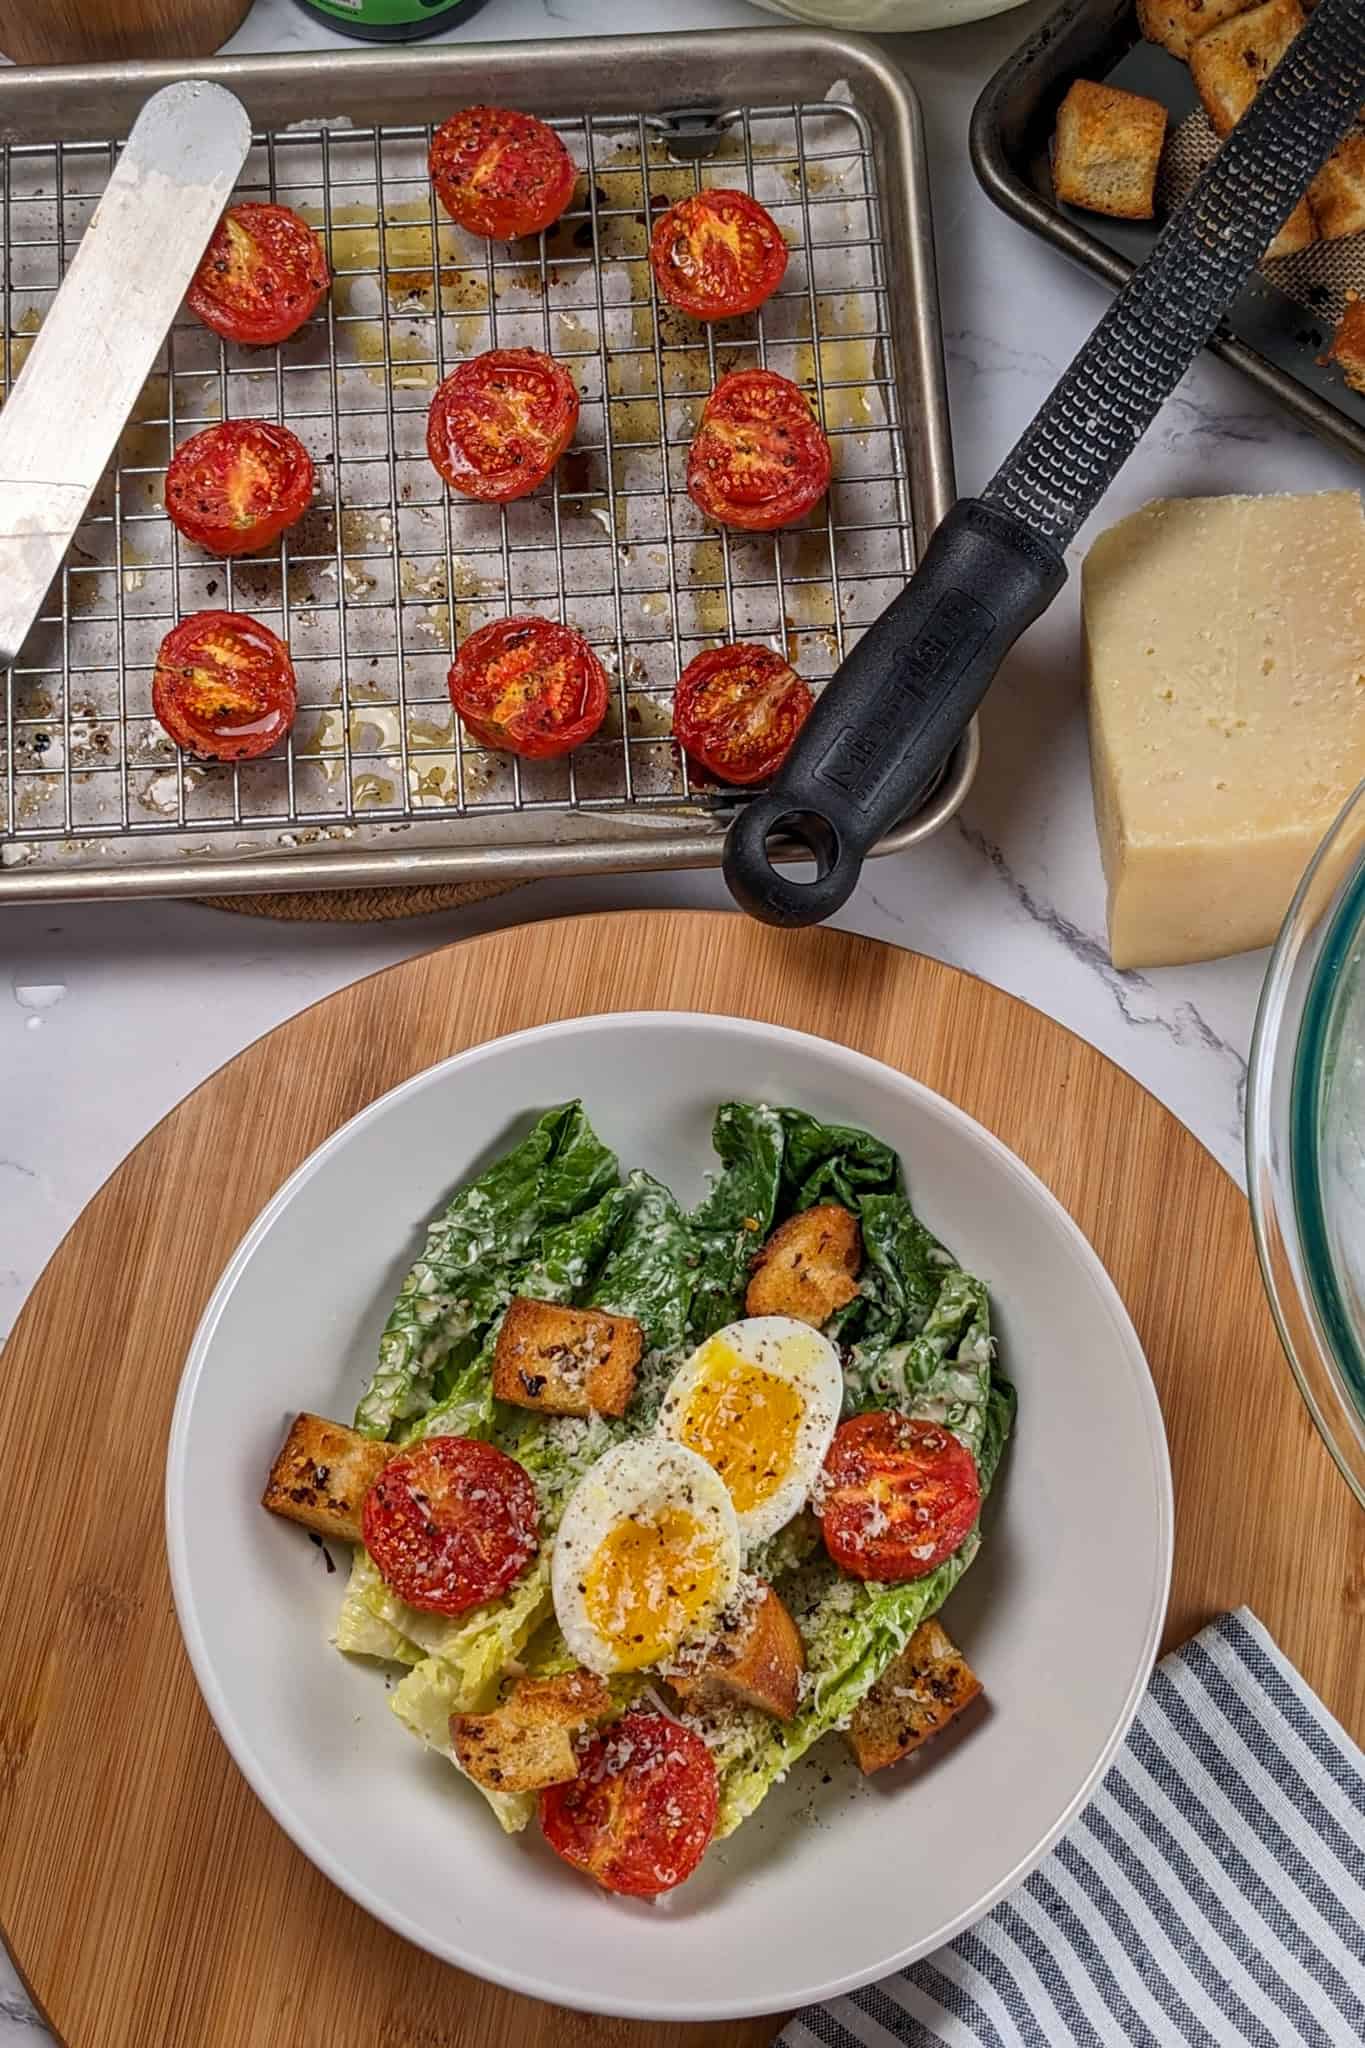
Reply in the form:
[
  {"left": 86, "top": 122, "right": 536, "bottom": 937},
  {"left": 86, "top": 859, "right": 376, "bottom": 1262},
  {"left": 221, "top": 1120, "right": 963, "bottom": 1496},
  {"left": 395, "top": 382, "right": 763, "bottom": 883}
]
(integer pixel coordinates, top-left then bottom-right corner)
[
  {"left": 658, "top": 1316, "right": 843, "bottom": 1547},
  {"left": 551, "top": 1439, "right": 741, "bottom": 1676}
]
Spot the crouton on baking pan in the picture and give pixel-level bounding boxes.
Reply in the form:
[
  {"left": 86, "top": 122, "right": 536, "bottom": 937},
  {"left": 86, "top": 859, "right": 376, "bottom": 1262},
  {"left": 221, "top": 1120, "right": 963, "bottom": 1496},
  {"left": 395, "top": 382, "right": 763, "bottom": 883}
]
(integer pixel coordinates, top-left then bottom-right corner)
[{"left": 1052, "top": 79, "right": 1168, "bottom": 222}]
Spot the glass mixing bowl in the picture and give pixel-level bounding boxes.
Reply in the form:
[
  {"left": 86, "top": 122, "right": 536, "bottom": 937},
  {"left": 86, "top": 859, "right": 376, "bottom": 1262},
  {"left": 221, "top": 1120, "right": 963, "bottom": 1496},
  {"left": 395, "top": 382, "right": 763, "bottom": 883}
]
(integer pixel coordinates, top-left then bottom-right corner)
[{"left": 1249, "top": 779, "right": 1365, "bottom": 1507}]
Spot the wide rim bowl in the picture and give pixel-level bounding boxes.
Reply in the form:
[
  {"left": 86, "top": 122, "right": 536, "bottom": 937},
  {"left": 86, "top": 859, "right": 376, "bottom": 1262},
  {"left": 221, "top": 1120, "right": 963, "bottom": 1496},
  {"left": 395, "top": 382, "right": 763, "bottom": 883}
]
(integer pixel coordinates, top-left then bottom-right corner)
[{"left": 167, "top": 1011, "right": 1173, "bottom": 2020}]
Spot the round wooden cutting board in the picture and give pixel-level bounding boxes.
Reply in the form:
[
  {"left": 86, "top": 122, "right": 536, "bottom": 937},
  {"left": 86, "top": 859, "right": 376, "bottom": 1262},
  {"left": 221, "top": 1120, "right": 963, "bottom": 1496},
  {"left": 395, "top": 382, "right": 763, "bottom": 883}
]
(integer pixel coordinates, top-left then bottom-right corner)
[{"left": 1, "top": 912, "right": 1361, "bottom": 2048}]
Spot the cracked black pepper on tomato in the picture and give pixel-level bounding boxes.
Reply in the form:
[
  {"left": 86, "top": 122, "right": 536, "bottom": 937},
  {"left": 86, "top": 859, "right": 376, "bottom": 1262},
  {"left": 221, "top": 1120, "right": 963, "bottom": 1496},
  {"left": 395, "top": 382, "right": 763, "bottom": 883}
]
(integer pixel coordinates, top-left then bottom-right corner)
[
  {"left": 152, "top": 610, "right": 296, "bottom": 762},
  {"left": 687, "top": 367, "right": 832, "bottom": 531},
  {"left": 427, "top": 348, "right": 580, "bottom": 502},
  {"left": 429, "top": 107, "right": 577, "bottom": 241},
  {"left": 165, "top": 420, "right": 314, "bottom": 557},
  {"left": 188, "top": 203, "right": 330, "bottom": 347}
]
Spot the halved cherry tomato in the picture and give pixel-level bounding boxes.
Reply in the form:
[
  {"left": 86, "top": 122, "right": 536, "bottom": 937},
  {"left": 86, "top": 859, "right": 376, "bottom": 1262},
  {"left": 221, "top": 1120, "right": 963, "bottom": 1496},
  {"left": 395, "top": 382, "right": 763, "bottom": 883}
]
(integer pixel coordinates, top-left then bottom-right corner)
[
  {"left": 429, "top": 107, "right": 576, "bottom": 242},
  {"left": 152, "top": 610, "right": 296, "bottom": 762},
  {"left": 672, "top": 643, "right": 813, "bottom": 787},
  {"left": 164, "top": 420, "right": 314, "bottom": 558},
  {"left": 426, "top": 348, "right": 580, "bottom": 503},
  {"left": 188, "top": 203, "right": 330, "bottom": 347},
  {"left": 540, "top": 1710, "right": 717, "bottom": 1897},
  {"left": 362, "top": 1436, "right": 538, "bottom": 1618},
  {"left": 448, "top": 616, "right": 608, "bottom": 759},
  {"left": 687, "top": 368, "right": 832, "bottom": 532},
  {"left": 650, "top": 189, "right": 788, "bottom": 321},
  {"left": 819, "top": 1412, "right": 980, "bottom": 1583}
]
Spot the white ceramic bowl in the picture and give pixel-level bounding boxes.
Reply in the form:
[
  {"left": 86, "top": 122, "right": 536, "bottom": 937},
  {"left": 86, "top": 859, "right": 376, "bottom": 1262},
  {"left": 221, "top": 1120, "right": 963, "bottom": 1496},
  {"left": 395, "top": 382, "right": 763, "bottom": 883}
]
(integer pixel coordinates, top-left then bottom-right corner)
[
  {"left": 166, "top": 1012, "right": 1172, "bottom": 2021},
  {"left": 750, "top": 0, "right": 1036, "bottom": 32}
]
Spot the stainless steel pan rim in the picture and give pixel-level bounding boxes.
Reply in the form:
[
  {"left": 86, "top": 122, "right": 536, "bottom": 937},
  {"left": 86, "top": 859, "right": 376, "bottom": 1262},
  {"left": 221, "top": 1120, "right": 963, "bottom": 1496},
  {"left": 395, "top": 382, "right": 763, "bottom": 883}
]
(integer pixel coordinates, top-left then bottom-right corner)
[{"left": 0, "top": 29, "right": 968, "bottom": 904}]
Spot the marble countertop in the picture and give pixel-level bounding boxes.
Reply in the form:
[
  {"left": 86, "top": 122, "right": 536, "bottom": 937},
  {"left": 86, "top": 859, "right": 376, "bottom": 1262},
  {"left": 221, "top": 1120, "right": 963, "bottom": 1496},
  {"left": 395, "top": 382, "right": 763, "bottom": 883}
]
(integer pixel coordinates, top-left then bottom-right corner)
[{"left": 4, "top": 0, "right": 1359, "bottom": 2035}]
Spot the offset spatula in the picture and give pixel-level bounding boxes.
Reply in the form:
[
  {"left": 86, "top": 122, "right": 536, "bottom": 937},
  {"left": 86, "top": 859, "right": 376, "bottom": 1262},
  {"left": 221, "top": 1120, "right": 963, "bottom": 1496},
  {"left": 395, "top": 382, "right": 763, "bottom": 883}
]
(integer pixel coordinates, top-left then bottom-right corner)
[
  {"left": 0, "top": 81, "right": 252, "bottom": 669},
  {"left": 724, "top": 0, "right": 1365, "bottom": 928}
]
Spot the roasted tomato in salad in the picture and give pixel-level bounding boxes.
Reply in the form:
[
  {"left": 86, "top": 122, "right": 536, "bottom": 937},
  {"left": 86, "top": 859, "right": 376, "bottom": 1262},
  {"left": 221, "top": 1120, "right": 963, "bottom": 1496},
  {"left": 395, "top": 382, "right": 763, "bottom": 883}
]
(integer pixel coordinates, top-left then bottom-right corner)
[
  {"left": 363, "top": 1436, "right": 539, "bottom": 1617},
  {"left": 429, "top": 106, "right": 577, "bottom": 241},
  {"left": 687, "top": 368, "right": 832, "bottom": 532},
  {"left": 672, "top": 643, "right": 813, "bottom": 787},
  {"left": 649, "top": 188, "right": 788, "bottom": 321},
  {"left": 152, "top": 609, "right": 296, "bottom": 762},
  {"left": 448, "top": 615, "right": 609, "bottom": 759},
  {"left": 188, "top": 203, "right": 330, "bottom": 347},
  {"left": 539, "top": 1710, "right": 719, "bottom": 1896},
  {"left": 426, "top": 348, "right": 580, "bottom": 503},
  {"left": 164, "top": 419, "right": 314, "bottom": 557},
  {"left": 819, "top": 1412, "right": 981, "bottom": 1583}
]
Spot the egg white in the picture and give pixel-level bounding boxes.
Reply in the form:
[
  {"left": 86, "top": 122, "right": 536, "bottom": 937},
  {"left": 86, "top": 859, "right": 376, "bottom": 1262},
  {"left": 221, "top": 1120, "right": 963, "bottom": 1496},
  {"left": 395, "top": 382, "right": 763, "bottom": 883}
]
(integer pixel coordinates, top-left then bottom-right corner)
[
  {"left": 550, "top": 1438, "right": 741, "bottom": 1676},
  {"left": 657, "top": 1315, "right": 843, "bottom": 1547}
]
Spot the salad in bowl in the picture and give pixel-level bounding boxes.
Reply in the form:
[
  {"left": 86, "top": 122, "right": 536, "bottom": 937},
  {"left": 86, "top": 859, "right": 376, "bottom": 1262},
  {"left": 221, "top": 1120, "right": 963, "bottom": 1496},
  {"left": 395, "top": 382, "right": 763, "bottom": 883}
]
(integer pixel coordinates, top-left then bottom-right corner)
[{"left": 261, "top": 1098, "right": 1013, "bottom": 1896}]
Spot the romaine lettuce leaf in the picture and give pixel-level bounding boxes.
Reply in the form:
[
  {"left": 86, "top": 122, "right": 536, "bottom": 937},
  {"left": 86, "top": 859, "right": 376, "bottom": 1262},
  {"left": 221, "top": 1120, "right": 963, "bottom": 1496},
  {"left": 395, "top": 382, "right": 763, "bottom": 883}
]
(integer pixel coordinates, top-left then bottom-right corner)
[
  {"left": 355, "top": 1103, "right": 618, "bottom": 1439},
  {"left": 408, "top": 1183, "right": 637, "bottom": 1443},
  {"left": 845, "top": 1268, "right": 994, "bottom": 1458},
  {"left": 777, "top": 1108, "right": 900, "bottom": 1210},
  {"left": 591, "top": 1169, "right": 695, "bottom": 1355},
  {"left": 360, "top": 1555, "right": 553, "bottom": 1708},
  {"left": 687, "top": 1102, "right": 784, "bottom": 1336},
  {"left": 388, "top": 1658, "right": 535, "bottom": 1834},
  {"left": 333, "top": 1548, "right": 423, "bottom": 1665}
]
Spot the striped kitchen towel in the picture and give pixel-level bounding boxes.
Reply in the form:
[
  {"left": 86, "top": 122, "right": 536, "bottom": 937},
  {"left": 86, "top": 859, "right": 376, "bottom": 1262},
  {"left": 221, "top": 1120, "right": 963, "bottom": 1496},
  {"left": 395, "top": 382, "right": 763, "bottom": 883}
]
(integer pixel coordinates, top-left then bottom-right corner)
[{"left": 781, "top": 1609, "right": 1365, "bottom": 2048}]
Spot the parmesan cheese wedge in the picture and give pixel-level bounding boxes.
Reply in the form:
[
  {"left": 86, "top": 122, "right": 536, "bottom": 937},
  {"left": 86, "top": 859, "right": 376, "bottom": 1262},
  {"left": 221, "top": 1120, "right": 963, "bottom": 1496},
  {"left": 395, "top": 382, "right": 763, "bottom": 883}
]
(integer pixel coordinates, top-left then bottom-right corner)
[{"left": 1083, "top": 492, "right": 1365, "bottom": 969}]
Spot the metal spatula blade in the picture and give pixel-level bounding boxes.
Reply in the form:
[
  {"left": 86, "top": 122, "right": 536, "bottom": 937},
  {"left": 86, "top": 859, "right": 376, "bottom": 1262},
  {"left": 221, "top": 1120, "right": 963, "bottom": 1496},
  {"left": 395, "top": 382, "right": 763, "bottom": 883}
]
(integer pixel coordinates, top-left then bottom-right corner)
[
  {"left": 724, "top": 0, "right": 1365, "bottom": 928},
  {"left": 0, "top": 80, "right": 252, "bottom": 668}
]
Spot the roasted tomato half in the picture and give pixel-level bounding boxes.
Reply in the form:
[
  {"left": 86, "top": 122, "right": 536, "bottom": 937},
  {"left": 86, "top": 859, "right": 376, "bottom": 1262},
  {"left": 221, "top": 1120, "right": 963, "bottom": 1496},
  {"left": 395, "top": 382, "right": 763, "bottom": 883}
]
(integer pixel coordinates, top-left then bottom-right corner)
[
  {"left": 152, "top": 610, "right": 296, "bottom": 762},
  {"left": 687, "top": 368, "right": 832, "bottom": 532},
  {"left": 672, "top": 643, "right": 813, "bottom": 787},
  {"left": 362, "top": 1436, "right": 539, "bottom": 1617},
  {"left": 650, "top": 188, "right": 788, "bottom": 321},
  {"left": 448, "top": 615, "right": 609, "bottom": 759},
  {"left": 164, "top": 419, "right": 314, "bottom": 557},
  {"left": 540, "top": 1710, "right": 718, "bottom": 1896},
  {"left": 819, "top": 1411, "right": 980, "bottom": 1583},
  {"left": 429, "top": 106, "right": 577, "bottom": 241},
  {"left": 426, "top": 348, "right": 580, "bottom": 503},
  {"left": 188, "top": 203, "right": 330, "bottom": 347}
]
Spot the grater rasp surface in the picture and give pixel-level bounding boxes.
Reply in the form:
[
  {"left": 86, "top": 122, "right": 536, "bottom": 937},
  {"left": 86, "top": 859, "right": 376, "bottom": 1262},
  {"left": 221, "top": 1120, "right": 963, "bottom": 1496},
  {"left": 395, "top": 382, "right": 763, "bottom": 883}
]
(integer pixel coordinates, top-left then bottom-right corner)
[{"left": 982, "top": 0, "right": 1365, "bottom": 548}]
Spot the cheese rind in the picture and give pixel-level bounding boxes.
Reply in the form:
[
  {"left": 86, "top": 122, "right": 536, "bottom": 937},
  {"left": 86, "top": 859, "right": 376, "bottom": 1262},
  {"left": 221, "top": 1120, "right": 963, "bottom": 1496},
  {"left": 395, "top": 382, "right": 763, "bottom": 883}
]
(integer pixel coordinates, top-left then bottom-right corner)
[{"left": 1083, "top": 492, "right": 1365, "bottom": 970}]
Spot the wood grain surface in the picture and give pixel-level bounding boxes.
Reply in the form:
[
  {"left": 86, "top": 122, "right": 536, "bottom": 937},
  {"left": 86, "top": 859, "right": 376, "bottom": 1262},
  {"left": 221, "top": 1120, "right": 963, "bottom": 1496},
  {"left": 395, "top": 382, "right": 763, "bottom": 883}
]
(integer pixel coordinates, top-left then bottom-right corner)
[
  {"left": 1, "top": 911, "right": 1360, "bottom": 2048},
  {"left": 0, "top": 0, "right": 250, "bottom": 63}
]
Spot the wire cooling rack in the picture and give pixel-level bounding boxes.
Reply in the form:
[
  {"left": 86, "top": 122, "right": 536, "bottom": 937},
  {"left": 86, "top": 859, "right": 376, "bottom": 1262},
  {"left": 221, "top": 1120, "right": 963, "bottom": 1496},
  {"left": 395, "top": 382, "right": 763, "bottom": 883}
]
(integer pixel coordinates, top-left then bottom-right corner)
[{"left": 0, "top": 37, "right": 963, "bottom": 900}]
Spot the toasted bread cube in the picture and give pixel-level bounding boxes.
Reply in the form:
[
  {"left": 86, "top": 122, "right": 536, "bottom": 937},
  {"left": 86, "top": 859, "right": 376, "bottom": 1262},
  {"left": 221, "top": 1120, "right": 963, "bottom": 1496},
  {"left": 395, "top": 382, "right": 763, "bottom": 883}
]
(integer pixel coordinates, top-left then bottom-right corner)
[
  {"left": 1329, "top": 292, "right": 1365, "bottom": 394},
  {"left": 1264, "top": 197, "right": 1318, "bottom": 261},
  {"left": 451, "top": 1669, "right": 611, "bottom": 1794},
  {"left": 1310, "top": 131, "right": 1365, "bottom": 241},
  {"left": 745, "top": 1205, "right": 862, "bottom": 1327},
  {"left": 846, "top": 1618, "right": 982, "bottom": 1775},
  {"left": 492, "top": 1297, "right": 643, "bottom": 1418},
  {"left": 669, "top": 1581, "right": 806, "bottom": 1721},
  {"left": 1136, "top": 0, "right": 1257, "bottom": 62},
  {"left": 1190, "top": 0, "right": 1305, "bottom": 134},
  {"left": 261, "top": 1412, "right": 395, "bottom": 1545},
  {"left": 1052, "top": 80, "right": 1168, "bottom": 222}
]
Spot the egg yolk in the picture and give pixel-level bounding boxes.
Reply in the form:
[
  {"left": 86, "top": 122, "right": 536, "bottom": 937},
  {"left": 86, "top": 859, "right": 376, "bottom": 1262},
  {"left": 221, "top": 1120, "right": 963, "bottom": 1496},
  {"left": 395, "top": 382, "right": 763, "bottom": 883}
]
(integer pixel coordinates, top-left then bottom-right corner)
[
  {"left": 675, "top": 1346, "right": 805, "bottom": 1513},
  {"left": 583, "top": 1508, "right": 724, "bottom": 1671}
]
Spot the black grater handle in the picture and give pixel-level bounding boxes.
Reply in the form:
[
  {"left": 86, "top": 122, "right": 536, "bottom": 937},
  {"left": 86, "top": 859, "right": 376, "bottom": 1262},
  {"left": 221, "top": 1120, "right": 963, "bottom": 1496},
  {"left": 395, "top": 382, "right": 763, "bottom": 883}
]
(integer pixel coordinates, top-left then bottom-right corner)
[
  {"left": 722, "top": 500, "right": 1065, "bottom": 927},
  {"left": 724, "top": 0, "right": 1365, "bottom": 931}
]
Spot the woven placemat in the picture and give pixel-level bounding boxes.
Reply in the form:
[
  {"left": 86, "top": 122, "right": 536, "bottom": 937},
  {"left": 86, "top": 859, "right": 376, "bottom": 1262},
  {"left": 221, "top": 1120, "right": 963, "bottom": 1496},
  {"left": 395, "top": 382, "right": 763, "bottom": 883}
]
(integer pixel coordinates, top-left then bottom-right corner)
[{"left": 195, "top": 879, "right": 520, "bottom": 923}]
